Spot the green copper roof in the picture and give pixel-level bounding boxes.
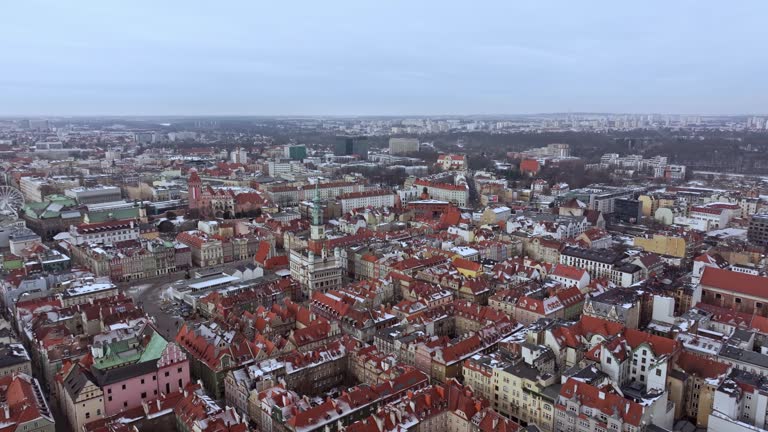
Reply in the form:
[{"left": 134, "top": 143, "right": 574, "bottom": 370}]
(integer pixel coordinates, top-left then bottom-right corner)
[
  {"left": 86, "top": 207, "right": 140, "bottom": 223},
  {"left": 92, "top": 331, "right": 167, "bottom": 370},
  {"left": 139, "top": 332, "right": 167, "bottom": 362}
]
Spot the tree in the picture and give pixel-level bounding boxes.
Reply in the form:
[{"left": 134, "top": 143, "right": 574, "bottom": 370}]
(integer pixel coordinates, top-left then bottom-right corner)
[
  {"left": 158, "top": 220, "right": 176, "bottom": 233},
  {"left": 468, "top": 154, "right": 495, "bottom": 172}
]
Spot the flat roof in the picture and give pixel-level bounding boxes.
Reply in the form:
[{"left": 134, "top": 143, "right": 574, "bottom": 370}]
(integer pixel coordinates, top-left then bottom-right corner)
[{"left": 188, "top": 275, "right": 240, "bottom": 291}]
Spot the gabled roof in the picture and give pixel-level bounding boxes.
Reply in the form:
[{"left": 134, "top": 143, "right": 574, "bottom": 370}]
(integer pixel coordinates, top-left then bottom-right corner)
[
  {"left": 623, "top": 328, "right": 678, "bottom": 357},
  {"left": 559, "top": 378, "right": 644, "bottom": 426},
  {"left": 452, "top": 257, "right": 481, "bottom": 272},
  {"left": 551, "top": 264, "right": 588, "bottom": 281},
  {"left": 700, "top": 266, "right": 768, "bottom": 298}
]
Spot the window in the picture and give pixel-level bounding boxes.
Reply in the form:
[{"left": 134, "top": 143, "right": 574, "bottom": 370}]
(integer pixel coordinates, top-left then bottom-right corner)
[
  {"left": 86, "top": 412, "right": 90, "bottom": 419},
  {"left": 656, "top": 369, "right": 662, "bottom": 376},
  {"left": 108, "top": 396, "right": 112, "bottom": 402},
  {"left": 735, "top": 298, "right": 742, "bottom": 304},
  {"left": 141, "top": 392, "right": 147, "bottom": 398},
  {"left": 758, "top": 303, "right": 763, "bottom": 309},
  {"left": 165, "top": 371, "right": 170, "bottom": 377},
  {"left": 97, "top": 409, "right": 101, "bottom": 416},
  {"left": 606, "top": 357, "right": 612, "bottom": 364},
  {"left": 122, "top": 384, "right": 126, "bottom": 390},
  {"left": 123, "top": 402, "right": 128, "bottom": 408},
  {"left": 141, "top": 379, "right": 145, "bottom": 384}
]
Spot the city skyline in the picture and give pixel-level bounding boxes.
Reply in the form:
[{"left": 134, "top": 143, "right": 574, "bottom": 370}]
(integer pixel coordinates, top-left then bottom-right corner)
[{"left": 2, "top": 1, "right": 767, "bottom": 116}]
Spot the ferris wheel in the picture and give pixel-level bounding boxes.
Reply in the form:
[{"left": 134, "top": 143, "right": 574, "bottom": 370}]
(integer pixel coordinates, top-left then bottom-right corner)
[{"left": 0, "top": 186, "right": 24, "bottom": 218}]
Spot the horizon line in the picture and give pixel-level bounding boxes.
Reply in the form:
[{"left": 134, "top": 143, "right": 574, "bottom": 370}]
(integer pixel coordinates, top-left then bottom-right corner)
[{"left": 1, "top": 112, "right": 766, "bottom": 119}]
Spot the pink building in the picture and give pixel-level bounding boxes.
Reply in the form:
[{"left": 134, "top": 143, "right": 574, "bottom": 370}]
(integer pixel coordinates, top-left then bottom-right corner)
[
  {"left": 100, "top": 341, "right": 190, "bottom": 416},
  {"left": 57, "top": 326, "right": 191, "bottom": 431}
]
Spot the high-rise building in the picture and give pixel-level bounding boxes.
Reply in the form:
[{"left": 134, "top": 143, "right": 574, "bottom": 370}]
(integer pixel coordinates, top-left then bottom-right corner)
[
  {"left": 388, "top": 138, "right": 419, "bottom": 155},
  {"left": 284, "top": 144, "right": 307, "bottom": 160},
  {"left": 748, "top": 213, "right": 768, "bottom": 247},
  {"left": 334, "top": 136, "right": 368, "bottom": 160},
  {"left": 28, "top": 119, "right": 51, "bottom": 131},
  {"left": 230, "top": 147, "right": 248, "bottom": 164}
]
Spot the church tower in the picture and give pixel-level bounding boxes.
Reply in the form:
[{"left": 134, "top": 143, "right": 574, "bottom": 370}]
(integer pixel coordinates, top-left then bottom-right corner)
[{"left": 188, "top": 169, "right": 202, "bottom": 209}]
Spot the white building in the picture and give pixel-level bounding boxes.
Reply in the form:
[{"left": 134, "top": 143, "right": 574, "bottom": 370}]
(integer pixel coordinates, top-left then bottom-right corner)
[
  {"left": 338, "top": 190, "right": 396, "bottom": 213},
  {"left": 230, "top": 147, "right": 248, "bottom": 164},
  {"left": 20, "top": 176, "right": 80, "bottom": 202},
  {"left": 289, "top": 248, "right": 343, "bottom": 298},
  {"left": 267, "top": 159, "right": 305, "bottom": 177},
  {"left": 549, "top": 264, "right": 590, "bottom": 290},
  {"left": 688, "top": 204, "right": 738, "bottom": 230},
  {"left": 436, "top": 154, "right": 467, "bottom": 171},
  {"left": 8, "top": 228, "right": 41, "bottom": 255},
  {"left": 414, "top": 179, "right": 469, "bottom": 207},
  {"left": 67, "top": 220, "right": 140, "bottom": 246},
  {"left": 710, "top": 373, "right": 768, "bottom": 432}
]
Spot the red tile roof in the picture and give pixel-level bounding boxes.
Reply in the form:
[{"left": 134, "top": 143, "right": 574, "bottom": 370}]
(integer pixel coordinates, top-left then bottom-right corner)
[
  {"left": 452, "top": 257, "right": 481, "bottom": 272},
  {"left": 559, "top": 378, "right": 644, "bottom": 426},
  {"left": 414, "top": 179, "right": 468, "bottom": 191},
  {"left": 552, "top": 264, "right": 588, "bottom": 281},
  {"left": 700, "top": 267, "right": 768, "bottom": 299},
  {"left": 623, "top": 328, "right": 679, "bottom": 356},
  {"left": 675, "top": 351, "right": 731, "bottom": 379},
  {"left": 519, "top": 159, "right": 540, "bottom": 174}
]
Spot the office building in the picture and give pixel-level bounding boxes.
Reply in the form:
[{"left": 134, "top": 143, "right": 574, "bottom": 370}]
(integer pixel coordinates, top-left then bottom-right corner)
[
  {"left": 284, "top": 144, "right": 307, "bottom": 160},
  {"left": 64, "top": 186, "right": 122, "bottom": 205},
  {"left": 389, "top": 138, "right": 419, "bottom": 155},
  {"left": 335, "top": 136, "right": 368, "bottom": 160},
  {"left": 613, "top": 198, "right": 642, "bottom": 223}
]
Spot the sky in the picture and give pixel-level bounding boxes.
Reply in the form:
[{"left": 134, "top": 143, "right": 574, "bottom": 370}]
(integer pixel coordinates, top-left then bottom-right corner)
[{"left": 1, "top": 1, "right": 767, "bottom": 116}]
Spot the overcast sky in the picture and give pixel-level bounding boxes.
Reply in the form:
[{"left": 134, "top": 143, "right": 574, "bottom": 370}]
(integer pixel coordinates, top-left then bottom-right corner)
[{"left": 2, "top": 1, "right": 766, "bottom": 116}]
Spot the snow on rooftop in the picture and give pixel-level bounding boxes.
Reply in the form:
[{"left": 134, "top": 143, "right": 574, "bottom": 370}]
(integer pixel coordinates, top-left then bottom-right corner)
[
  {"left": 64, "top": 282, "right": 115, "bottom": 297},
  {"left": 188, "top": 275, "right": 240, "bottom": 290}
]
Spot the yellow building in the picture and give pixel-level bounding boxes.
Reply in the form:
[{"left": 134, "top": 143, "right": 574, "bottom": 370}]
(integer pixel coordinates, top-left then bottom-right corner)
[
  {"left": 451, "top": 257, "right": 481, "bottom": 278},
  {"left": 634, "top": 234, "right": 688, "bottom": 258},
  {"left": 639, "top": 195, "right": 675, "bottom": 217},
  {"left": 638, "top": 195, "right": 658, "bottom": 217},
  {"left": 669, "top": 352, "right": 731, "bottom": 428}
]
